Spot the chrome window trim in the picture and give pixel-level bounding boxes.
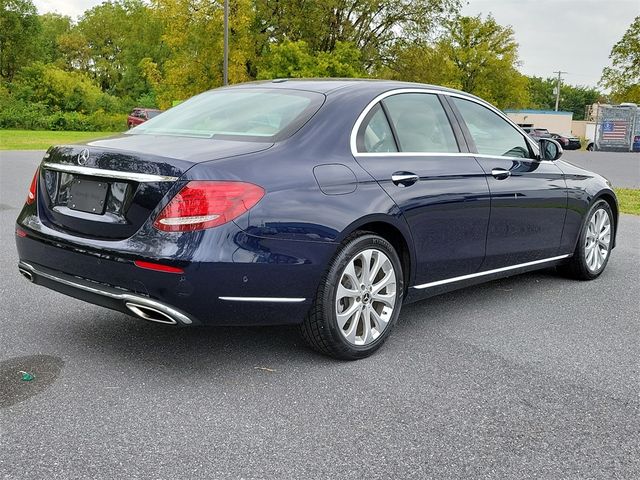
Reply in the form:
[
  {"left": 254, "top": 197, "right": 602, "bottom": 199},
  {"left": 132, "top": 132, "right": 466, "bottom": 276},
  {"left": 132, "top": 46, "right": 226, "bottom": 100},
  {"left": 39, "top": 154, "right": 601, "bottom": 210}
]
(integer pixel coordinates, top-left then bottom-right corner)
[
  {"left": 411, "top": 254, "right": 571, "bottom": 290},
  {"left": 219, "top": 296, "right": 306, "bottom": 303},
  {"left": 350, "top": 88, "right": 541, "bottom": 159},
  {"left": 42, "top": 162, "right": 179, "bottom": 183}
]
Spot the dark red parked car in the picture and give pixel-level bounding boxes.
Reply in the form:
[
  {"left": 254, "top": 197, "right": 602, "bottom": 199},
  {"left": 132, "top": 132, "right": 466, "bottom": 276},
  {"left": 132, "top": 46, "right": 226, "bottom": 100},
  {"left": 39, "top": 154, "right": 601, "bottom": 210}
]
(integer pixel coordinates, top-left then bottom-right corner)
[{"left": 127, "top": 108, "right": 163, "bottom": 128}]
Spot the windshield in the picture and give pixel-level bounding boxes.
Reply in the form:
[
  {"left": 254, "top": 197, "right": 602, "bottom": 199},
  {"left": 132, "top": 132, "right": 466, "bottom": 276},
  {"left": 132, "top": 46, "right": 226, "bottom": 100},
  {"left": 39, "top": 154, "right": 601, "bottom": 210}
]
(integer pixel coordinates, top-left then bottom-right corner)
[{"left": 128, "top": 88, "right": 324, "bottom": 140}]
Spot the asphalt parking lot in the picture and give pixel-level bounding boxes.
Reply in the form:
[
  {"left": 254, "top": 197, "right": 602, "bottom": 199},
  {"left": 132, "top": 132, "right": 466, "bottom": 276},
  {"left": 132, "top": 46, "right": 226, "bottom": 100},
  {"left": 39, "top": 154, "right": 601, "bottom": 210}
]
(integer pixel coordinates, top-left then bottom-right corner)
[{"left": 1, "top": 150, "right": 639, "bottom": 479}]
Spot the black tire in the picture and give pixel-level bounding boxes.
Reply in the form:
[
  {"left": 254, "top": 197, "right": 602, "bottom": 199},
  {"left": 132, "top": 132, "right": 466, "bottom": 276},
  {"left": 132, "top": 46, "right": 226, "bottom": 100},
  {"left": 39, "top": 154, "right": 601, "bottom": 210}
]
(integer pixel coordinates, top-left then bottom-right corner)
[
  {"left": 557, "top": 199, "right": 614, "bottom": 280},
  {"left": 300, "top": 231, "right": 404, "bottom": 360},
  {"left": 587, "top": 143, "right": 594, "bottom": 151}
]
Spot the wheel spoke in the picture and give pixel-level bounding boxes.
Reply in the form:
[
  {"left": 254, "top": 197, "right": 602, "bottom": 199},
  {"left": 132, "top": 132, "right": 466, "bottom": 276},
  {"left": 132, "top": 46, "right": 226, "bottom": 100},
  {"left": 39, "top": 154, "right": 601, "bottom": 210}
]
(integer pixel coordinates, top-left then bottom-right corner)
[
  {"left": 337, "top": 301, "right": 361, "bottom": 329},
  {"left": 336, "top": 282, "right": 359, "bottom": 301},
  {"left": 372, "top": 270, "right": 395, "bottom": 295},
  {"left": 358, "top": 250, "right": 373, "bottom": 285},
  {"left": 586, "top": 247, "right": 595, "bottom": 269},
  {"left": 594, "top": 245, "right": 602, "bottom": 270},
  {"left": 343, "top": 309, "right": 361, "bottom": 344},
  {"left": 360, "top": 308, "right": 372, "bottom": 345},
  {"left": 368, "top": 251, "right": 383, "bottom": 283},
  {"left": 372, "top": 291, "right": 395, "bottom": 308},
  {"left": 370, "top": 308, "right": 388, "bottom": 332},
  {"left": 342, "top": 261, "right": 359, "bottom": 288}
]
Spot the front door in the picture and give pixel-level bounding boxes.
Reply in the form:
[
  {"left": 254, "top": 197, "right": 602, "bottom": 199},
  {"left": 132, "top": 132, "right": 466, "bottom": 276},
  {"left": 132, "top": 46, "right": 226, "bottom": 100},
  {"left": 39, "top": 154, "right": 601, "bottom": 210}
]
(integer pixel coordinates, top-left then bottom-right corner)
[{"left": 447, "top": 96, "right": 567, "bottom": 270}]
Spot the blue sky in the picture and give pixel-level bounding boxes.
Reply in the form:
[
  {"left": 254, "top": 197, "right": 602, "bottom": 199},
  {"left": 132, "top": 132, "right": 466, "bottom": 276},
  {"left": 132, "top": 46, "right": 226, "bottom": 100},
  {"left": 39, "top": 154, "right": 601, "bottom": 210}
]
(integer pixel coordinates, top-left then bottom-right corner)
[{"left": 34, "top": 0, "right": 640, "bottom": 88}]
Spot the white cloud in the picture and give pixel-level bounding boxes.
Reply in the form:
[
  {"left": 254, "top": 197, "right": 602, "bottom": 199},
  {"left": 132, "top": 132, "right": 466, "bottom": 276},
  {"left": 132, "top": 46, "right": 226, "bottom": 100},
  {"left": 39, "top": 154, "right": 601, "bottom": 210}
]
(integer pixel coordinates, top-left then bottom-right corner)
[
  {"left": 33, "top": 0, "right": 102, "bottom": 19},
  {"left": 462, "top": 0, "right": 640, "bottom": 88}
]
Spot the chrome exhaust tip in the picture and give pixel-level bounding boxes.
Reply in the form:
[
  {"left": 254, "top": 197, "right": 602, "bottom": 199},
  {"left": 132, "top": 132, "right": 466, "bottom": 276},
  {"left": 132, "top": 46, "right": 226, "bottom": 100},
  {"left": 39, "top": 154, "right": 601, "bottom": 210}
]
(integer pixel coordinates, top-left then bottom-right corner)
[
  {"left": 19, "top": 267, "right": 33, "bottom": 282},
  {"left": 125, "top": 302, "right": 178, "bottom": 325}
]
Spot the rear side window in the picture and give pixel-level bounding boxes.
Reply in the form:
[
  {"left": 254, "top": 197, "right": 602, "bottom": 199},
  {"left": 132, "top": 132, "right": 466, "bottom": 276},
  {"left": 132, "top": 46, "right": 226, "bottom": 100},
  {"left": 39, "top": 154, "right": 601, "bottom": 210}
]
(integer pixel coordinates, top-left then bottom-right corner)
[
  {"left": 452, "top": 97, "right": 532, "bottom": 158},
  {"left": 383, "top": 93, "right": 459, "bottom": 153},
  {"left": 358, "top": 104, "right": 398, "bottom": 153}
]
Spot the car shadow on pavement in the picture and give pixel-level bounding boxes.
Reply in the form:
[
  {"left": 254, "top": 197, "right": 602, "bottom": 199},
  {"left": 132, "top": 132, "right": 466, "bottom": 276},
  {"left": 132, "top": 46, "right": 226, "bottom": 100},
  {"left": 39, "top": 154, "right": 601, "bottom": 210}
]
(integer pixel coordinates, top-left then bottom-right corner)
[{"left": 47, "top": 268, "right": 567, "bottom": 376}]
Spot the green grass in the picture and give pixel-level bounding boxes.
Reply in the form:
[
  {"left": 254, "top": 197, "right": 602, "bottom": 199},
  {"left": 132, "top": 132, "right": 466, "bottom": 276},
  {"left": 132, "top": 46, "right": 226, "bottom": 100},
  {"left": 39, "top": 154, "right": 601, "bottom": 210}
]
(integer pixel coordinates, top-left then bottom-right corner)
[
  {"left": 0, "top": 130, "right": 120, "bottom": 150},
  {"left": 614, "top": 188, "right": 640, "bottom": 216}
]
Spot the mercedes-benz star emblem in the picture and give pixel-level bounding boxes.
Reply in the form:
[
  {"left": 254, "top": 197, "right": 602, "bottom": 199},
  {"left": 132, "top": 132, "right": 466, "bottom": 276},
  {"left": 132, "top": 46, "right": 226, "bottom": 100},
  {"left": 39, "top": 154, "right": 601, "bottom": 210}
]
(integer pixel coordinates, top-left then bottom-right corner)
[{"left": 77, "top": 148, "right": 90, "bottom": 165}]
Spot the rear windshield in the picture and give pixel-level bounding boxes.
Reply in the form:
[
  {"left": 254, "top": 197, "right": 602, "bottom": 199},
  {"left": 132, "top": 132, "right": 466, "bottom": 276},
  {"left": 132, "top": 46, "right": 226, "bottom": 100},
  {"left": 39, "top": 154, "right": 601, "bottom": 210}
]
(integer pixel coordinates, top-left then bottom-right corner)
[{"left": 127, "top": 88, "right": 324, "bottom": 141}]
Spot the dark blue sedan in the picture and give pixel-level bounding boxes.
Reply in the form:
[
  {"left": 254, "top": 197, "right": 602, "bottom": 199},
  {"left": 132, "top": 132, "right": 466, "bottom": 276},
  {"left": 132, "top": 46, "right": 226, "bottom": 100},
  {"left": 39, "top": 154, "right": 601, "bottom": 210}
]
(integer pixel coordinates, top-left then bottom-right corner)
[{"left": 15, "top": 80, "right": 618, "bottom": 359}]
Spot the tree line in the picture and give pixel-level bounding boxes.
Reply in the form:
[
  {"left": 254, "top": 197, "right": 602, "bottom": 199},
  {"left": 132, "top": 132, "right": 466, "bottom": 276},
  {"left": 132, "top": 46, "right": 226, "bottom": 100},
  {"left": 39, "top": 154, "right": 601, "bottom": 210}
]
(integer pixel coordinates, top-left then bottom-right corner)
[{"left": 1, "top": 0, "right": 635, "bottom": 131}]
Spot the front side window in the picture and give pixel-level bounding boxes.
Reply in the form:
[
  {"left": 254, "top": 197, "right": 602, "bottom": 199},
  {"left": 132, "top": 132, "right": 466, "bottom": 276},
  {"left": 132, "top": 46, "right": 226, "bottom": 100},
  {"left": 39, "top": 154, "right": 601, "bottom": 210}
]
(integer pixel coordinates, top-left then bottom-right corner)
[
  {"left": 452, "top": 97, "right": 532, "bottom": 158},
  {"left": 383, "top": 93, "right": 459, "bottom": 153},
  {"left": 128, "top": 88, "right": 324, "bottom": 141}
]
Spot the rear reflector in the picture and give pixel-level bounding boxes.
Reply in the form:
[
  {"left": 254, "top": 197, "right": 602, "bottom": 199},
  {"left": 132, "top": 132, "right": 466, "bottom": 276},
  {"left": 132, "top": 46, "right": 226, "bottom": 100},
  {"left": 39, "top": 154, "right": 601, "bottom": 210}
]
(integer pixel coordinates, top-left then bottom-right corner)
[
  {"left": 153, "top": 181, "right": 265, "bottom": 232},
  {"left": 26, "top": 168, "right": 39, "bottom": 205},
  {"left": 134, "top": 260, "right": 184, "bottom": 274},
  {"left": 16, "top": 228, "right": 28, "bottom": 238}
]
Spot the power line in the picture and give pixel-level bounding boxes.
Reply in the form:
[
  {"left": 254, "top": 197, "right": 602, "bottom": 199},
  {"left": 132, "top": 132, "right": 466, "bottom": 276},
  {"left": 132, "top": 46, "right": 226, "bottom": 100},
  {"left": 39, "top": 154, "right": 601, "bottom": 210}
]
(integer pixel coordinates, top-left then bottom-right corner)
[{"left": 553, "top": 70, "right": 568, "bottom": 111}]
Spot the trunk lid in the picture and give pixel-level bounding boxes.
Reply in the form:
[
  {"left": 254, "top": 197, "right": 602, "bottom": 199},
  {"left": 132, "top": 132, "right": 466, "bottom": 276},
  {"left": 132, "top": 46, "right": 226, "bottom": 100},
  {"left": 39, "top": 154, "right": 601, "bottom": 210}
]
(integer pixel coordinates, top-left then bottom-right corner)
[{"left": 38, "top": 135, "right": 273, "bottom": 239}]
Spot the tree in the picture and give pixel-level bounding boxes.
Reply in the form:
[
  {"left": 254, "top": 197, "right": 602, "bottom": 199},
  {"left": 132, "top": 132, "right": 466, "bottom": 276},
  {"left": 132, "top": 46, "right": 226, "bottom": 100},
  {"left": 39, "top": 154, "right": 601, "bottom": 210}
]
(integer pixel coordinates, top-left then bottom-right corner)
[
  {"left": 600, "top": 16, "right": 640, "bottom": 103},
  {"left": 441, "top": 15, "right": 528, "bottom": 108},
  {"left": 71, "top": 0, "right": 167, "bottom": 101},
  {"left": 256, "top": 40, "right": 365, "bottom": 79},
  {"left": 0, "top": 0, "right": 41, "bottom": 81},
  {"left": 528, "top": 76, "right": 603, "bottom": 120},
  {"left": 384, "top": 15, "right": 529, "bottom": 109},
  {"left": 37, "top": 13, "right": 72, "bottom": 65},
  {"left": 253, "top": 0, "right": 462, "bottom": 71},
  {"left": 151, "top": 0, "right": 253, "bottom": 106}
]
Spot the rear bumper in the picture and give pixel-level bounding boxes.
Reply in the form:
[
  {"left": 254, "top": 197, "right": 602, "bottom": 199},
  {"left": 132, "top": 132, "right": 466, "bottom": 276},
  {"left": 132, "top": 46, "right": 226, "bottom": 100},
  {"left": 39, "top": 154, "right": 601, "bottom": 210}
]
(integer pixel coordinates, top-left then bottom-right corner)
[
  {"left": 18, "top": 260, "right": 195, "bottom": 325},
  {"left": 15, "top": 221, "right": 336, "bottom": 326}
]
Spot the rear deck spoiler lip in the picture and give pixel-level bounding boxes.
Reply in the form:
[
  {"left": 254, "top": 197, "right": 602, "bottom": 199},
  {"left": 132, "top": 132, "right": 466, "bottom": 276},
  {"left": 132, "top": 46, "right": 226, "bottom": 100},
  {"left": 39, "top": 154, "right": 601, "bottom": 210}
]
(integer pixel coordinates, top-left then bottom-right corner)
[{"left": 41, "top": 162, "right": 179, "bottom": 183}]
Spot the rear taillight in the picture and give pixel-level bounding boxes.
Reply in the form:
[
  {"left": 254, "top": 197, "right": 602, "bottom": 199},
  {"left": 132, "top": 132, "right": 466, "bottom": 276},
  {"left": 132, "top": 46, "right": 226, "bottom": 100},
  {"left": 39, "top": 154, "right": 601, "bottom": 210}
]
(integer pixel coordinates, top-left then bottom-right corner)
[
  {"left": 153, "top": 181, "right": 265, "bottom": 232},
  {"left": 26, "top": 168, "right": 39, "bottom": 205}
]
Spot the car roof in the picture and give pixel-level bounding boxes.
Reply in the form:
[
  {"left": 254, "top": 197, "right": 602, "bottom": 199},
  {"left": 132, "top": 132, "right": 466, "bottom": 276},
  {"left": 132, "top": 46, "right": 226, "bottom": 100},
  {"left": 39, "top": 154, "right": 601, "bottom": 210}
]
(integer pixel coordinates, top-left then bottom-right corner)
[{"left": 225, "top": 78, "right": 469, "bottom": 97}]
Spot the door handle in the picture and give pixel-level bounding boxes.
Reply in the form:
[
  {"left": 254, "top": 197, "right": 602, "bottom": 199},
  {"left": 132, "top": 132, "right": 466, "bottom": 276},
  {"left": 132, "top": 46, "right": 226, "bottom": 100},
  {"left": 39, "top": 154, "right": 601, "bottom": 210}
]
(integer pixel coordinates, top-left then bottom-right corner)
[
  {"left": 391, "top": 172, "right": 419, "bottom": 186},
  {"left": 491, "top": 168, "right": 511, "bottom": 180}
]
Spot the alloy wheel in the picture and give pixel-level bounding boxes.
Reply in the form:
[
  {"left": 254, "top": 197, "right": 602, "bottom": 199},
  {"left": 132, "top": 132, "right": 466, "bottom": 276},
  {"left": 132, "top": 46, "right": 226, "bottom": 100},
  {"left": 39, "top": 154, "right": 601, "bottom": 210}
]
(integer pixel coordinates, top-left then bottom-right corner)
[
  {"left": 584, "top": 208, "right": 611, "bottom": 272},
  {"left": 335, "top": 248, "right": 397, "bottom": 346}
]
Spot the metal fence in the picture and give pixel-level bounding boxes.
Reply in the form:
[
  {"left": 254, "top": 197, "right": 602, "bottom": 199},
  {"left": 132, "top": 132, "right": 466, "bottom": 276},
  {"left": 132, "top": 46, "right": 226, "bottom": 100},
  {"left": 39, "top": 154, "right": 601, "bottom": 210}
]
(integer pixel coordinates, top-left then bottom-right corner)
[{"left": 596, "top": 105, "right": 639, "bottom": 152}]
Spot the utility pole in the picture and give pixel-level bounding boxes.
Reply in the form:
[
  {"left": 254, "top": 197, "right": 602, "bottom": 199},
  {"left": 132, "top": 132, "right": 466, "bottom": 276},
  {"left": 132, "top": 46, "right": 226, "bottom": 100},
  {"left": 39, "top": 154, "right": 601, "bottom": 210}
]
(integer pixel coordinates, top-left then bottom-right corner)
[
  {"left": 223, "top": 0, "right": 229, "bottom": 86},
  {"left": 553, "top": 70, "right": 567, "bottom": 111}
]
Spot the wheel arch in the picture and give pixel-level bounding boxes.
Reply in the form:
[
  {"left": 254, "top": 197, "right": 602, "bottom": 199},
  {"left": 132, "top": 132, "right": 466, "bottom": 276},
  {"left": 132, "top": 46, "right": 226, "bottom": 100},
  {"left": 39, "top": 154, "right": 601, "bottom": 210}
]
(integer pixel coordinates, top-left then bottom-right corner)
[
  {"left": 594, "top": 190, "right": 619, "bottom": 249},
  {"left": 337, "top": 215, "right": 415, "bottom": 297}
]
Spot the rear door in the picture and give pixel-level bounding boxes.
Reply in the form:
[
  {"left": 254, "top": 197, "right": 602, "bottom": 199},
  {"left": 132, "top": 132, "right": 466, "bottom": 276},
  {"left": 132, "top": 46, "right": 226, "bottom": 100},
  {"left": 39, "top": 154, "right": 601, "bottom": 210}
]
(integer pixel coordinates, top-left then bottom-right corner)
[
  {"left": 353, "top": 91, "right": 490, "bottom": 285},
  {"left": 447, "top": 96, "right": 567, "bottom": 269}
]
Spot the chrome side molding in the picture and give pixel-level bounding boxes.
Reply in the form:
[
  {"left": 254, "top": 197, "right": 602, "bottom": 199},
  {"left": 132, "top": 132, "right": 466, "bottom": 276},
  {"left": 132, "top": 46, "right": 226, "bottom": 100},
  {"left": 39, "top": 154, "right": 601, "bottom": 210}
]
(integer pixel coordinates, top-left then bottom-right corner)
[
  {"left": 42, "top": 162, "right": 179, "bottom": 183},
  {"left": 412, "top": 254, "right": 571, "bottom": 290},
  {"left": 219, "top": 296, "right": 306, "bottom": 303}
]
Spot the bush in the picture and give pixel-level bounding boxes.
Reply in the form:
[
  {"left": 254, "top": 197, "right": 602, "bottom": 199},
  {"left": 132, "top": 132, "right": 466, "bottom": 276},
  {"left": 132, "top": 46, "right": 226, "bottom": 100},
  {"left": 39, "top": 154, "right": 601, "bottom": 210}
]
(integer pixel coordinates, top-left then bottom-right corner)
[
  {"left": 0, "top": 96, "right": 126, "bottom": 131},
  {"left": 11, "top": 62, "right": 125, "bottom": 114}
]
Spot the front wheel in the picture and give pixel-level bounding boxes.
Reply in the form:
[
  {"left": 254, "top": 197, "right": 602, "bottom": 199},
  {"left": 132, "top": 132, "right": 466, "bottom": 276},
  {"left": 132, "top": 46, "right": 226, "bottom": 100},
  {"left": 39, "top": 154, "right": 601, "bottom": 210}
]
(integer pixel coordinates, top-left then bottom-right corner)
[
  {"left": 558, "top": 199, "right": 613, "bottom": 280},
  {"left": 300, "top": 232, "right": 404, "bottom": 360}
]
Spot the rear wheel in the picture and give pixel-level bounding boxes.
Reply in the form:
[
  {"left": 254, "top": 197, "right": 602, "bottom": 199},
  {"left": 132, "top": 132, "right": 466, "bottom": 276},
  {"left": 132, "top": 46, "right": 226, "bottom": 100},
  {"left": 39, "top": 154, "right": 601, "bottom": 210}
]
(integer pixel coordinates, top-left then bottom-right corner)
[
  {"left": 587, "top": 143, "right": 594, "bottom": 151},
  {"left": 558, "top": 199, "right": 613, "bottom": 280},
  {"left": 300, "top": 232, "right": 403, "bottom": 360}
]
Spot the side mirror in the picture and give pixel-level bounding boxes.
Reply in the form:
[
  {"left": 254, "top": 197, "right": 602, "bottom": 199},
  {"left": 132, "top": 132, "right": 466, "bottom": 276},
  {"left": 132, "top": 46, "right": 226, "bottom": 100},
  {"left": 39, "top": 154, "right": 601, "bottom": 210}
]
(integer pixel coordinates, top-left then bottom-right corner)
[{"left": 539, "top": 138, "right": 563, "bottom": 161}]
